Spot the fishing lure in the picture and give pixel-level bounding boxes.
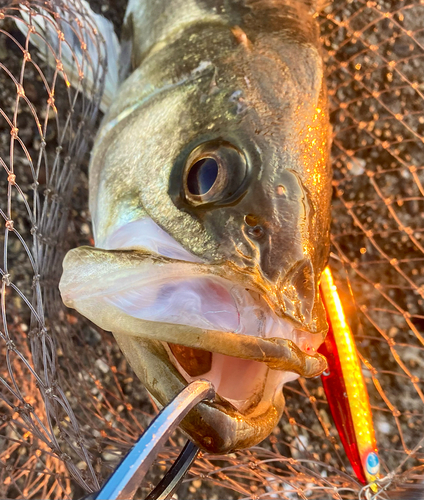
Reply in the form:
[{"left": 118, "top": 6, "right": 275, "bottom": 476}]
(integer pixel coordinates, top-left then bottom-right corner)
[{"left": 320, "top": 267, "right": 380, "bottom": 487}]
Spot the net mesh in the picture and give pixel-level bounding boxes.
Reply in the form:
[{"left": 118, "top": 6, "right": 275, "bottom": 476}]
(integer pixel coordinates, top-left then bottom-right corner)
[{"left": 0, "top": 0, "right": 423, "bottom": 499}]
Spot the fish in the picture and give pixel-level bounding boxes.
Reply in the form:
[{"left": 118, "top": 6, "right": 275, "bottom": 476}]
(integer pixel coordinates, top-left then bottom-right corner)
[{"left": 59, "top": 0, "right": 333, "bottom": 453}]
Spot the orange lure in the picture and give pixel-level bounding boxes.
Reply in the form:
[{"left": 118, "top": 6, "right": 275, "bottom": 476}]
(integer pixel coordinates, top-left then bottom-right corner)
[{"left": 319, "top": 267, "right": 380, "bottom": 487}]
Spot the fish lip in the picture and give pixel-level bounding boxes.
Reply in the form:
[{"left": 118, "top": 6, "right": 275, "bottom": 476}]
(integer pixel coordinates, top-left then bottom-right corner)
[
  {"left": 60, "top": 245, "right": 326, "bottom": 353},
  {"left": 60, "top": 246, "right": 327, "bottom": 367},
  {"left": 96, "top": 216, "right": 326, "bottom": 334},
  {"left": 177, "top": 380, "right": 284, "bottom": 453}
]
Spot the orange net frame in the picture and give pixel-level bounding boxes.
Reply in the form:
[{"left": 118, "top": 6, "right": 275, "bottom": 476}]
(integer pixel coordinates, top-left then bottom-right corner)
[{"left": 0, "top": 0, "right": 423, "bottom": 499}]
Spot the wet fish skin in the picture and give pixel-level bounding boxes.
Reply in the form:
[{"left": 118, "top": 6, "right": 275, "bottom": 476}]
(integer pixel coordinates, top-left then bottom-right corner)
[
  {"left": 61, "top": 0, "right": 332, "bottom": 452},
  {"left": 91, "top": 0, "right": 331, "bottom": 335}
]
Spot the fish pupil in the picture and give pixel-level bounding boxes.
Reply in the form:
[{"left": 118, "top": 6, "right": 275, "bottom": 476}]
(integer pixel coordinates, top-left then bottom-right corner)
[{"left": 187, "top": 157, "right": 219, "bottom": 196}]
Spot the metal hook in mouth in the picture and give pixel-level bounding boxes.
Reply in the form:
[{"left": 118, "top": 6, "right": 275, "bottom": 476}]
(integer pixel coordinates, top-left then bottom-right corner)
[{"left": 81, "top": 379, "right": 215, "bottom": 500}]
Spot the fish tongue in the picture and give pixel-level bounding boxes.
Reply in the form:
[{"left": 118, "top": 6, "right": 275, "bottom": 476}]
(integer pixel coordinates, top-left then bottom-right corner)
[{"left": 168, "top": 343, "right": 212, "bottom": 377}]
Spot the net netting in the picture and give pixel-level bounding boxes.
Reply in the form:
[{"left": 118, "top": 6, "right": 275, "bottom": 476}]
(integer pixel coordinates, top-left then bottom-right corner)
[{"left": 0, "top": 0, "right": 423, "bottom": 498}]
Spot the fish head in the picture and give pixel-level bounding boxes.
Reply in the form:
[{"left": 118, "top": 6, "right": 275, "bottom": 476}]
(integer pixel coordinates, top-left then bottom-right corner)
[{"left": 60, "top": 14, "right": 332, "bottom": 453}]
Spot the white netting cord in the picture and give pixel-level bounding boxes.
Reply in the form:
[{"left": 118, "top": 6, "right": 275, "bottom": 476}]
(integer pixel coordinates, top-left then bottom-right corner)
[{"left": 0, "top": 1, "right": 106, "bottom": 497}]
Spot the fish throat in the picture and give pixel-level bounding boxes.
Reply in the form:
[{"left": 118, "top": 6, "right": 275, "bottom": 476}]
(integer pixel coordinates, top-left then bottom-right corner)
[
  {"left": 169, "top": 343, "right": 212, "bottom": 377},
  {"left": 167, "top": 342, "right": 269, "bottom": 411}
]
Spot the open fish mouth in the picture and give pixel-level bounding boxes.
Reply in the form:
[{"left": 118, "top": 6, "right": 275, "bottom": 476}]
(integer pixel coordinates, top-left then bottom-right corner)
[{"left": 60, "top": 218, "right": 327, "bottom": 452}]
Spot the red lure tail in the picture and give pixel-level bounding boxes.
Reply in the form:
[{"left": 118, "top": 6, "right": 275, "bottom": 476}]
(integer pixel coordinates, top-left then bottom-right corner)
[{"left": 319, "top": 323, "right": 367, "bottom": 484}]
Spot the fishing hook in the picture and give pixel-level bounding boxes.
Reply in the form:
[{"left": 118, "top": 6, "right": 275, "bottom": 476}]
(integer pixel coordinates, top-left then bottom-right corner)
[{"left": 80, "top": 379, "right": 215, "bottom": 500}]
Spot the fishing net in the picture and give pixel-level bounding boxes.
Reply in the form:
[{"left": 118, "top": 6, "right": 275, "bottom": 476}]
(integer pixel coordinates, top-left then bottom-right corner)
[{"left": 0, "top": 0, "right": 423, "bottom": 498}]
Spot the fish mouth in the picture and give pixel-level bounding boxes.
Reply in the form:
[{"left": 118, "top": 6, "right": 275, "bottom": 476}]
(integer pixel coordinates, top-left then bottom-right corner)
[{"left": 59, "top": 219, "right": 327, "bottom": 452}]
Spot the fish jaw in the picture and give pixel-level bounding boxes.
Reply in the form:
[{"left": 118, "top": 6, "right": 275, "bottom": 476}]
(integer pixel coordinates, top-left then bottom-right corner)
[
  {"left": 110, "top": 331, "right": 286, "bottom": 453},
  {"left": 59, "top": 245, "right": 327, "bottom": 453}
]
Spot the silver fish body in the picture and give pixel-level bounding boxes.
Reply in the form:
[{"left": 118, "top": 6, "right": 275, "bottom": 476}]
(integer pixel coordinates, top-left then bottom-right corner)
[{"left": 60, "top": 0, "right": 332, "bottom": 452}]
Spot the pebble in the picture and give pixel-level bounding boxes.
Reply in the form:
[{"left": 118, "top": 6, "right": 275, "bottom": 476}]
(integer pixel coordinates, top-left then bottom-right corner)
[
  {"left": 290, "top": 435, "right": 309, "bottom": 459},
  {"left": 95, "top": 359, "right": 110, "bottom": 374},
  {"left": 377, "top": 420, "right": 391, "bottom": 434},
  {"left": 349, "top": 157, "right": 366, "bottom": 176},
  {"left": 101, "top": 452, "right": 117, "bottom": 462}
]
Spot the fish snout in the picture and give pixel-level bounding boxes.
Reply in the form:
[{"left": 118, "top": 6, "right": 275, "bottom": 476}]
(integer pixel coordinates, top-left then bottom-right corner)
[
  {"left": 279, "top": 258, "right": 316, "bottom": 322},
  {"left": 270, "top": 258, "right": 327, "bottom": 335}
]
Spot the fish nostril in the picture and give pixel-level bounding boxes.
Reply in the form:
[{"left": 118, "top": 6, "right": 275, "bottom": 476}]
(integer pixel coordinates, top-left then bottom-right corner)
[
  {"left": 247, "top": 225, "right": 264, "bottom": 239},
  {"left": 244, "top": 214, "right": 258, "bottom": 226},
  {"left": 244, "top": 215, "right": 264, "bottom": 239},
  {"left": 276, "top": 185, "right": 286, "bottom": 196}
]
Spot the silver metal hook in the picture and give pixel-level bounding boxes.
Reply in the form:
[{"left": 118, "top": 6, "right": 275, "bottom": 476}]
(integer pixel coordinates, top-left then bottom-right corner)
[{"left": 91, "top": 379, "right": 214, "bottom": 500}]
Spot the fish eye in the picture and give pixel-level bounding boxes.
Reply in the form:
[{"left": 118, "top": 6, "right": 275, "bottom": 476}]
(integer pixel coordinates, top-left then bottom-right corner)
[
  {"left": 187, "top": 157, "right": 219, "bottom": 196},
  {"left": 182, "top": 141, "right": 249, "bottom": 206}
]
